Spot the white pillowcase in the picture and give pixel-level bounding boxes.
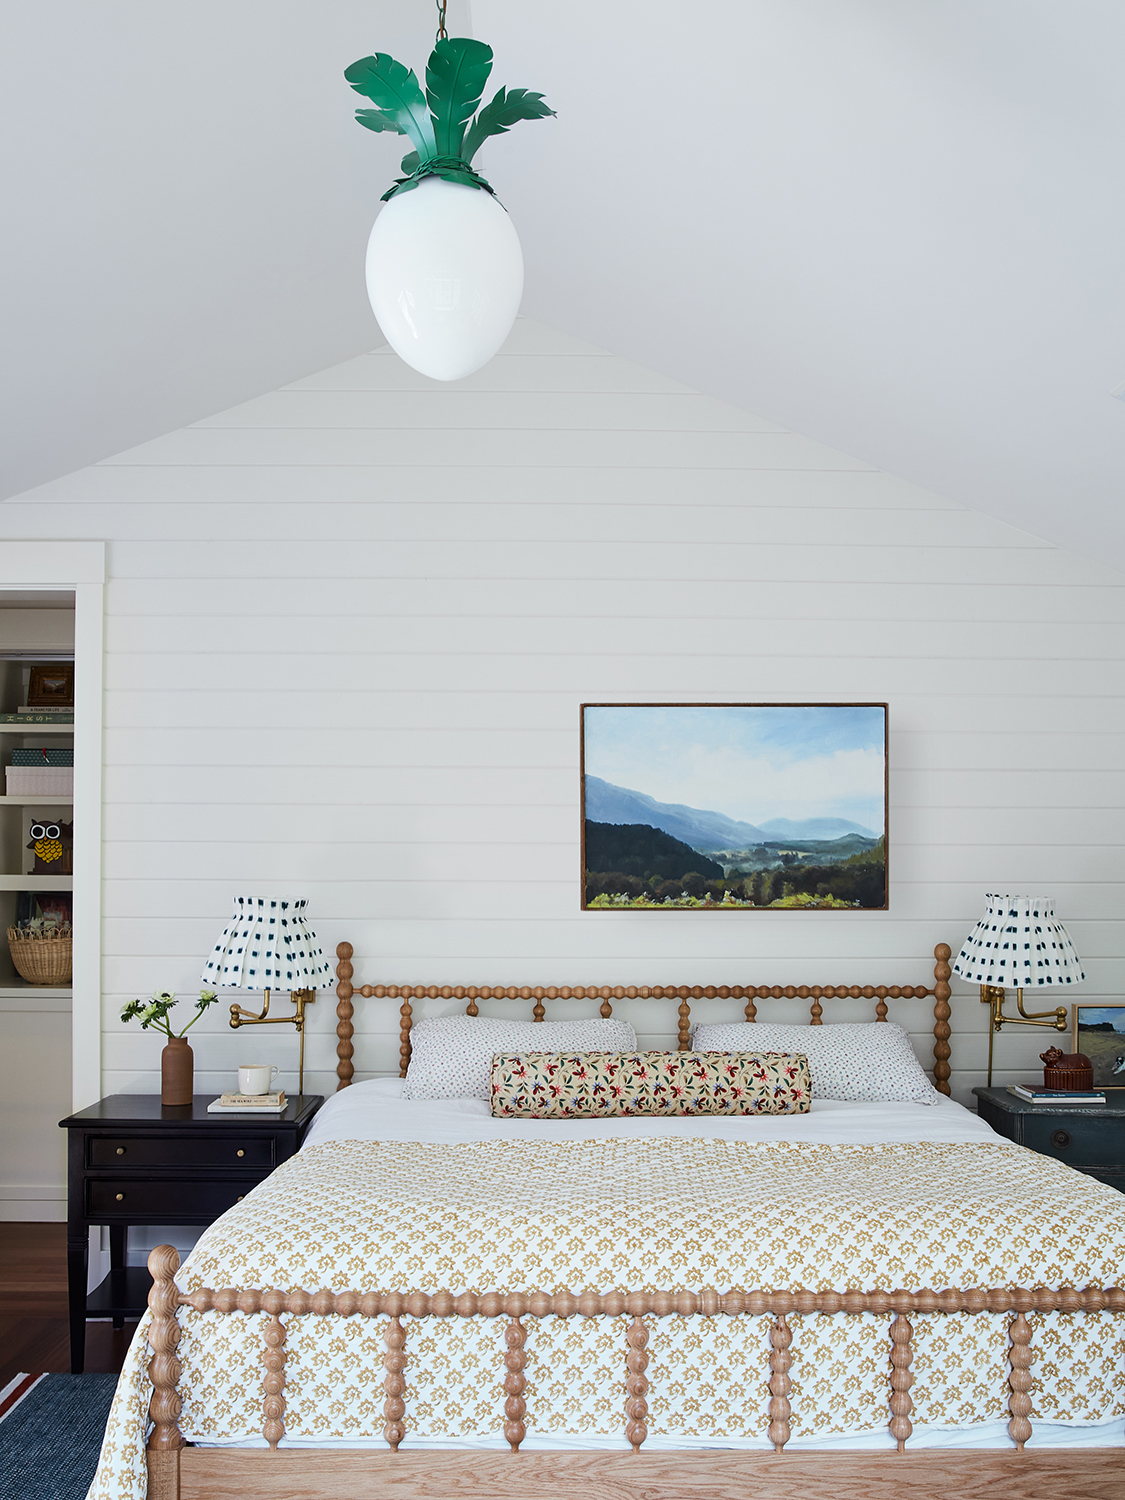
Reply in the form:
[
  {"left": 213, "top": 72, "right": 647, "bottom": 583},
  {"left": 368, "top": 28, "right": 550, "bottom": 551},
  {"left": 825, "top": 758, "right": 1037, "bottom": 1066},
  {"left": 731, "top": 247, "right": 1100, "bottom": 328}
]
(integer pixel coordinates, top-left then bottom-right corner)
[
  {"left": 403, "top": 1014, "right": 638, "bottom": 1101},
  {"left": 691, "top": 1021, "right": 939, "bottom": 1105}
]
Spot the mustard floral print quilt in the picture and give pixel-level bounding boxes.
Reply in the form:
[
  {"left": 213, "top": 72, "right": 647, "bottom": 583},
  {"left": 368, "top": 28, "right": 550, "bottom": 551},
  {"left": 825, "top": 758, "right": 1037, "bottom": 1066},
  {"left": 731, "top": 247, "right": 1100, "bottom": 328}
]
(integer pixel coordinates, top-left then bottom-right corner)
[{"left": 88, "top": 1136, "right": 1125, "bottom": 1498}]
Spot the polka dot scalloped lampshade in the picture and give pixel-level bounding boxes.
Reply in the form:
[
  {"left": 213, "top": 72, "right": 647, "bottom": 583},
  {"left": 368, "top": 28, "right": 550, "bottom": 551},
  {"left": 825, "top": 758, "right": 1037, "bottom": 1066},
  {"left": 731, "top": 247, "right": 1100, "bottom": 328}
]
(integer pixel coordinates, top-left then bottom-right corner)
[
  {"left": 201, "top": 896, "right": 331, "bottom": 991},
  {"left": 951, "top": 894, "right": 1085, "bottom": 990}
]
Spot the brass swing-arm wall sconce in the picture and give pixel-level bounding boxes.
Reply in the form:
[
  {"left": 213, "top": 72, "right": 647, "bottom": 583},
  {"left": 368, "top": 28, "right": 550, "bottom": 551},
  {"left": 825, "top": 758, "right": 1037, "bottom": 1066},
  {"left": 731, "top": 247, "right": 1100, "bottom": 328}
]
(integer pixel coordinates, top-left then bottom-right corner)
[
  {"left": 202, "top": 896, "right": 333, "bottom": 1101},
  {"left": 952, "top": 895, "right": 1085, "bottom": 1089},
  {"left": 977, "top": 984, "right": 1067, "bottom": 1090},
  {"left": 228, "top": 988, "right": 316, "bottom": 1097}
]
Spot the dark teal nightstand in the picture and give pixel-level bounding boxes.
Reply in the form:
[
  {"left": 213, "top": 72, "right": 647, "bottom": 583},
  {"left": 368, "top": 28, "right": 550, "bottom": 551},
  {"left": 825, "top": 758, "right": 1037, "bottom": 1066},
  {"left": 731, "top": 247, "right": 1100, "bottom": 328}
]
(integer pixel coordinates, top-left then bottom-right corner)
[{"left": 974, "top": 1086, "right": 1125, "bottom": 1193}]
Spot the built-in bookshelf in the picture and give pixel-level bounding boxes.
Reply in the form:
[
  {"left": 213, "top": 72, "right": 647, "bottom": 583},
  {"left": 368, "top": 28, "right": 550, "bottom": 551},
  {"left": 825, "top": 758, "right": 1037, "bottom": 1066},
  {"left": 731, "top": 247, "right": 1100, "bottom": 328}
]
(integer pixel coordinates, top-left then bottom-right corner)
[{"left": 0, "top": 658, "right": 73, "bottom": 994}]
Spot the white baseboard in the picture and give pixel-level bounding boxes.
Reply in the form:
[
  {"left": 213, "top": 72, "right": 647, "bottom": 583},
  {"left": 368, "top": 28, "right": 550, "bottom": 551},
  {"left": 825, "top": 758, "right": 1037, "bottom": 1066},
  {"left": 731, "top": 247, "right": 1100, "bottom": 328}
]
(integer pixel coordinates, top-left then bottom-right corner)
[
  {"left": 0, "top": 1201, "right": 65, "bottom": 1221},
  {"left": 0, "top": 1182, "right": 65, "bottom": 1221}
]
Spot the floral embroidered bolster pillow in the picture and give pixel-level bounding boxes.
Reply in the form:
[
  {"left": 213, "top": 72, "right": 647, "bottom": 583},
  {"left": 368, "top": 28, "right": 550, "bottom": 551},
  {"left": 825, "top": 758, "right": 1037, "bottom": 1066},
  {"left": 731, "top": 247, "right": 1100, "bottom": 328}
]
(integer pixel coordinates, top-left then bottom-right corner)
[{"left": 490, "top": 1050, "right": 811, "bottom": 1118}]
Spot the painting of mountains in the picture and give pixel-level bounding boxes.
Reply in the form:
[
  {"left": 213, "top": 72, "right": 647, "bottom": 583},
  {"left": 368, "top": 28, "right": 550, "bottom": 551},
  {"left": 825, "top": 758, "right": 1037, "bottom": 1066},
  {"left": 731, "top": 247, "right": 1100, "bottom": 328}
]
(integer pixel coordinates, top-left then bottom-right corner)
[{"left": 581, "top": 703, "right": 888, "bottom": 910}]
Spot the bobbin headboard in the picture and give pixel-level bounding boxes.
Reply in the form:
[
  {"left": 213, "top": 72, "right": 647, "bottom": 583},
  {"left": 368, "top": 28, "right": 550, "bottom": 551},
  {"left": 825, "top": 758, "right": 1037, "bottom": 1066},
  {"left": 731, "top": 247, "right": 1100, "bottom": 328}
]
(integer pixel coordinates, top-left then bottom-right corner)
[{"left": 333, "top": 942, "right": 953, "bottom": 1095}]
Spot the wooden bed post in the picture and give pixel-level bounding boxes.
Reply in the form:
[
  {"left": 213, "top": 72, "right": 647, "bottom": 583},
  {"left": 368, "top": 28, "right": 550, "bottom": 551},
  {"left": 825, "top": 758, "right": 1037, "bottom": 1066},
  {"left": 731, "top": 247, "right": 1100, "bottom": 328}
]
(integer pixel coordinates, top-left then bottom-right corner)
[
  {"left": 1008, "top": 1310, "right": 1034, "bottom": 1450},
  {"left": 767, "top": 1313, "right": 793, "bottom": 1452},
  {"left": 262, "top": 1310, "right": 287, "bottom": 1450},
  {"left": 399, "top": 993, "right": 414, "bottom": 1078},
  {"left": 335, "top": 942, "right": 355, "bottom": 1091},
  {"left": 383, "top": 1314, "right": 407, "bottom": 1450},
  {"left": 932, "top": 943, "right": 952, "bottom": 1096},
  {"left": 503, "top": 1313, "right": 528, "bottom": 1452},
  {"left": 889, "top": 1311, "right": 914, "bottom": 1450},
  {"left": 625, "top": 1314, "right": 650, "bottom": 1452},
  {"left": 146, "top": 1244, "right": 184, "bottom": 1500}
]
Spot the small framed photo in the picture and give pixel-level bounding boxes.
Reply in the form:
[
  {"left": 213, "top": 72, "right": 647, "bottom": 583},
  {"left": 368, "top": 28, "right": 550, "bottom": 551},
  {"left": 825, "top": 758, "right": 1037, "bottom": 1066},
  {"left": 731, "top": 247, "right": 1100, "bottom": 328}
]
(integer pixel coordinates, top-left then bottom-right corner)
[
  {"left": 1072, "top": 1004, "right": 1125, "bottom": 1089},
  {"left": 27, "top": 662, "right": 74, "bottom": 708}
]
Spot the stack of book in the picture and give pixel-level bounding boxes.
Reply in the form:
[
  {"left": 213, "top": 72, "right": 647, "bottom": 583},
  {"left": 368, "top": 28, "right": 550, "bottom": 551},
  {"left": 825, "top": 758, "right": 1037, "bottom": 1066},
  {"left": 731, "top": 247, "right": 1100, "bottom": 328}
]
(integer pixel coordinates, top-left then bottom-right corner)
[
  {"left": 206, "top": 1091, "right": 287, "bottom": 1114},
  {"left": 1007, "top": 1084, "right": 1106, "bottom": 1105}
]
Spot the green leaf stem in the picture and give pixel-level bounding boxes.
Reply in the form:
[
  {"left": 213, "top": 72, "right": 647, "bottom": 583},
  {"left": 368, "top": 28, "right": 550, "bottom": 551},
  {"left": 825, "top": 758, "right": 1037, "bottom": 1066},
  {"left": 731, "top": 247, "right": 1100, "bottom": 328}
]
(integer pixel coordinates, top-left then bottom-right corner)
[
  {"left": 354, "top": 108, "right": 406, "bottom": 135},
  {"left": 346, "top": 37, "right": 554, "bottom": 200},
  {"left": 462, "top": 86, "right": 556, "bottom": 164},
  {"left": 345, "top": 53, "right": 437, "bottom": 162},
  {"left": 380, "top": 155, "right": 496, "bottom": 202},
  {"left": 120, "top": 987, "right": 220, "bottom": 1040},
  {"left": 425, "top": 38, "right": 494, "bottom": 157}
]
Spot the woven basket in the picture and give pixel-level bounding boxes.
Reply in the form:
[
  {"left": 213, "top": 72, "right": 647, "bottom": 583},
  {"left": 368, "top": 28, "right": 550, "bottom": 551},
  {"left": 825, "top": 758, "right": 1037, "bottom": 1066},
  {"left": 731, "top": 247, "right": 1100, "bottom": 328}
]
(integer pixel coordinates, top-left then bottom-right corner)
[{"left": 7, "top": 929, "right": 72, "bottom": 985}]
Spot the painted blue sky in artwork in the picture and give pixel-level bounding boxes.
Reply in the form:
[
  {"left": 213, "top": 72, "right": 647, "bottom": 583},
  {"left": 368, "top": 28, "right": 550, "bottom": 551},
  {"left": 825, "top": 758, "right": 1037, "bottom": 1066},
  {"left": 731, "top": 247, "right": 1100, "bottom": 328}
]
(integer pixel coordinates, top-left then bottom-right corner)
[
  {"left": 583, "top": 705, "right": 886, "bottom": 831},
  {"left": 1080, "top": 1007, "right": 1125, "bottom": 1033}
]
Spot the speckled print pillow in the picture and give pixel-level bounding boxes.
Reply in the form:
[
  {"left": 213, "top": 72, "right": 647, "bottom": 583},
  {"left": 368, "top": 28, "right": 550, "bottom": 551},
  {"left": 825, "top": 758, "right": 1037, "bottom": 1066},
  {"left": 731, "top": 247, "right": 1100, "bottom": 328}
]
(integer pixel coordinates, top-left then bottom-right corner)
[
  {"left": 403, "top": 1015, "right": 637, "bottom": 1101},
  {"left": 691, "top": 1021, "right": 940, "bottom": 1104},
  {"left": 490, "top": 1050, "right": 811, "bottom": 1118}
]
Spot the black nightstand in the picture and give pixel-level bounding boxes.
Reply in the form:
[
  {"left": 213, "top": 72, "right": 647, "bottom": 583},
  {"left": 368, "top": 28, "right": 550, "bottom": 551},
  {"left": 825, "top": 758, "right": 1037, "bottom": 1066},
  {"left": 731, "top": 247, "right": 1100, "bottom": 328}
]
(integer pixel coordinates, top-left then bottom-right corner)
[
  {"left": 974, "top": 1086, "right": 1125, "bottom": 1194},
  {"left": 59, "top": 1092, "right": 323, "bottom": 1371}
]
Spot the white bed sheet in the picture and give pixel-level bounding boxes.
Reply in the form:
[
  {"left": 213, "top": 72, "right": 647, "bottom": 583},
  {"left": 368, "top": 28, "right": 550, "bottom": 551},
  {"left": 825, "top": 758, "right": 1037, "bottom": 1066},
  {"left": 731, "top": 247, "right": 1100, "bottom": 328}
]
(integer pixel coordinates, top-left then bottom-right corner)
[{"left": 302, "top": 1076, "right": 1005, "bottom": 1151}]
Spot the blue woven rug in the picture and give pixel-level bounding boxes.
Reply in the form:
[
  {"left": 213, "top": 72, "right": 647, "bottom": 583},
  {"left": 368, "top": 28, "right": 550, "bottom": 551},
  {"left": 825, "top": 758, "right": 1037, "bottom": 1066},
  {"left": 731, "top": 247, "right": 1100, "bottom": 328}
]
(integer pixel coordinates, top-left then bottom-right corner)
[{"left": 0, "top": 1374, "right": 117, "bottom": 1500}]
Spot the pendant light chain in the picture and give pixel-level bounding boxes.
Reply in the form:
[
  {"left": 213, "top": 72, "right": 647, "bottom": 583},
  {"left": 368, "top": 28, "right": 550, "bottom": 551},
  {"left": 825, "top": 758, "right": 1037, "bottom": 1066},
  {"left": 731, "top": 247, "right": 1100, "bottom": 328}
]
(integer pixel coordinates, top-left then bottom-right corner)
[{"left": 435, "top": 0, "right": 448, "bottom": 42}]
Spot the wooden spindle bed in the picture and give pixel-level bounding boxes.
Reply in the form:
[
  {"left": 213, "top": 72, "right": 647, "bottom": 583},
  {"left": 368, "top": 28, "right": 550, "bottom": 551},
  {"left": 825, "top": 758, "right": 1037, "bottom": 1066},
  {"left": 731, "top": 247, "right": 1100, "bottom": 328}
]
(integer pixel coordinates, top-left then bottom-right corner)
[{"left": 137, "top": 942, "right": 1125, "bottom": 1500}]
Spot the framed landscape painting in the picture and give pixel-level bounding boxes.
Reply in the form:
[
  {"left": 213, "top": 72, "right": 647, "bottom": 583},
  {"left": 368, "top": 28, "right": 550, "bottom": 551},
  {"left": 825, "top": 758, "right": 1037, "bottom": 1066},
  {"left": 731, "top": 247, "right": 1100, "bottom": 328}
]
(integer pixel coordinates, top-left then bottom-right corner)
[
  {"left": 581, "top": 703, "right": 888, "bottom": 910},
  {"left": 1072, "top": 1005, "right": 1125, "bottom": 1089}
]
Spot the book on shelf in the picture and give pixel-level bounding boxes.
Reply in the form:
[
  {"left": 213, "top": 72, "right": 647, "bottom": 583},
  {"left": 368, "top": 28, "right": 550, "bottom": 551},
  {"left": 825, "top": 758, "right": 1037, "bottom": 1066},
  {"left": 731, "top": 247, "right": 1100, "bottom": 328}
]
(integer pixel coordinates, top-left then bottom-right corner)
[
  {"left": 1007, "top": 1084, "right": 1106, "bottom": 1104},
  {"left": 18, "top": 705, "right": 74, "bottom": 713},
  {"left": 0, "top": 713, "right": 74, "bottom": 725},
  {"left": 207, "top": 1091, "right": 287, "bottom": 1113}
]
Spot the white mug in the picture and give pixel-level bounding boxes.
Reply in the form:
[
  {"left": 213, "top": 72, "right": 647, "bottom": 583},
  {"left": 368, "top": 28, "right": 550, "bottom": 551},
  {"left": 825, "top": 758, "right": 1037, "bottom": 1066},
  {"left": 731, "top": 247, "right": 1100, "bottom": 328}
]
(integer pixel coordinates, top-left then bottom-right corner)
[{"left": 238, "top": 1064, "right": 279, "bottom": 1095}]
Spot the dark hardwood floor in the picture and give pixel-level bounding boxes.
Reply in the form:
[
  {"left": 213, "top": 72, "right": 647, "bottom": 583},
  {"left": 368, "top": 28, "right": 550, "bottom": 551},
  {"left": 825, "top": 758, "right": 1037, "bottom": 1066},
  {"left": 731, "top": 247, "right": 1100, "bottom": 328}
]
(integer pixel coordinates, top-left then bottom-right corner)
[{"left": 0, "top": 1223, "right": 136, "bottom": 1388}]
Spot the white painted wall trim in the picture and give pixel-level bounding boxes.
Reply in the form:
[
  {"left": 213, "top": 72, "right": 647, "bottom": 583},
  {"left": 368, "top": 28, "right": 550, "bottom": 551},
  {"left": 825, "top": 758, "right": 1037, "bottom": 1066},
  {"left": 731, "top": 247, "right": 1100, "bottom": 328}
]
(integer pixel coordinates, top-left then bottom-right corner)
[
  {"left": 0, "top": 1184, "right": 66, "bottom": 1223},
  {"left": 0, "top": 543, "right": 105, "bottom": 1110},
  {"left": 73, "top": 580, "right": 104, "bottom": 1109},
  {"left": 0, "top": 541, "right": 105, "bottom": 585}
]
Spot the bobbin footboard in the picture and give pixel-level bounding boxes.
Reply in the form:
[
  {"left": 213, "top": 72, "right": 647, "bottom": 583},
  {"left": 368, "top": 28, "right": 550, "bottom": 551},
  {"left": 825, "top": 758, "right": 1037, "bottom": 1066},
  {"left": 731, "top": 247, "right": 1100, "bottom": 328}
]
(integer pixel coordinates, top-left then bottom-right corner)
[{"left": 143, "top": 1245, "right": 1125, "bottom": 1500}]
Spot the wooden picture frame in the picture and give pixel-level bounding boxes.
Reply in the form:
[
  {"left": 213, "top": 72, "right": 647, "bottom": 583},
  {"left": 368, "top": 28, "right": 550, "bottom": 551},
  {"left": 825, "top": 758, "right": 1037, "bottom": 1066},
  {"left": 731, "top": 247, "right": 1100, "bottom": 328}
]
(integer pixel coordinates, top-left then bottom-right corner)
[
  {"left": 1072, "top": 1003, "right": 1125, "bottom": 1089},
  {"left": 27, "top": 661, "right": 74, "bottom": 707},
  {"left": 580, "top": 703, "right": 888, "bottom": 911}
]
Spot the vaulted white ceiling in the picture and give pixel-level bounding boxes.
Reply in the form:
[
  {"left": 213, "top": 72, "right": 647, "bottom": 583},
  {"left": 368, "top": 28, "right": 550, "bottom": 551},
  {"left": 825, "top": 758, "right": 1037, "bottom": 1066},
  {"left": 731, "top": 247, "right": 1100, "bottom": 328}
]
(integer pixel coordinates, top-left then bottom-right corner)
[{"left": 4, "top": 2, "right": 1124, "bottom": 572}]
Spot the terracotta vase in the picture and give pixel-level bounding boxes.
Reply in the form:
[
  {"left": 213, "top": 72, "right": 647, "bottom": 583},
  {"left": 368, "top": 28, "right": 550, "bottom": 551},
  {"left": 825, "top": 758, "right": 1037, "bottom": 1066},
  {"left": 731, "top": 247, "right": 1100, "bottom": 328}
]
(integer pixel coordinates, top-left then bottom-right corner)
[{"left": 161, "top": 1036, "right": 194, "bottom": 1106}]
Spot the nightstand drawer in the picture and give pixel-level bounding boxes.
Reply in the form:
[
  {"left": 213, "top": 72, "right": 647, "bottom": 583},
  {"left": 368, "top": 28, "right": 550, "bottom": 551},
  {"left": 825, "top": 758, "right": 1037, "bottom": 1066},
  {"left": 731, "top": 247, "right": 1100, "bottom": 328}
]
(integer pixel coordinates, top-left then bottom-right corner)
[
  {"left": 86, "top": 1177, "right": 259, "bottom": 1220},
  {"left": 88, "top": 1135, "right": 274, "bottom": 1170},
  {"left": 1021, "top": 1113, "right": 1125, "bottom": 1168}
]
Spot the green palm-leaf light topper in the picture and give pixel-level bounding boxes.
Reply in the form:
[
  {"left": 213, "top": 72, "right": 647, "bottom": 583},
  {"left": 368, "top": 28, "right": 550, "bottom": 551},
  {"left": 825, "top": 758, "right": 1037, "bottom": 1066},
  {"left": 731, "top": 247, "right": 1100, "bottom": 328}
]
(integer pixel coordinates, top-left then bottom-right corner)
[{"left": 346, "top": 14, "right": 554, "bottom": 381}]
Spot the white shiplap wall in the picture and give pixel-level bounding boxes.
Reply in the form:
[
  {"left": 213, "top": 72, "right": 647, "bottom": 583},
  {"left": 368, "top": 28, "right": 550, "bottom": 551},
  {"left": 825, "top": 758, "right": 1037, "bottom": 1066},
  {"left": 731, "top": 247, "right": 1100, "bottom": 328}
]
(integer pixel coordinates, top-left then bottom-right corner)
[{"left": 2, "top": 318, "right": 1123, "bottom": 1124}]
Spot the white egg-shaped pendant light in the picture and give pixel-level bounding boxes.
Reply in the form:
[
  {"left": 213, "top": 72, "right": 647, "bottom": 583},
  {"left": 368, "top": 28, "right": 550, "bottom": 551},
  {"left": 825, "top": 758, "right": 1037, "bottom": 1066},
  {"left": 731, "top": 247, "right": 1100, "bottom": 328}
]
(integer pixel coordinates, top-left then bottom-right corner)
[
  {"left": 345, "top": 24, "right": 553, "bottom": 382},
  {"left": 365, "top": 177, "right": 524, "bottom": 382}
]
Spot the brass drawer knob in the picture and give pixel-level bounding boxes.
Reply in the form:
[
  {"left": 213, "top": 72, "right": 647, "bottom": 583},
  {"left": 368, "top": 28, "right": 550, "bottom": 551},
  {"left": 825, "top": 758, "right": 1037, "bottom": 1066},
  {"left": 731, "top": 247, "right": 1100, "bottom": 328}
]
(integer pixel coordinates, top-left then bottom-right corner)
[
  {"left": 1051, "top": 1129, "right": 1071, "bottom": 1149},
  {"left": 115, "top": 1192, "right": 125, "bottom": 1202},
  {"left": 236, "top": 1149, "right": 244, "bottom": 1157},
  {"left": 116, "top": 1147, "right": 125, "bottom": 1156}
]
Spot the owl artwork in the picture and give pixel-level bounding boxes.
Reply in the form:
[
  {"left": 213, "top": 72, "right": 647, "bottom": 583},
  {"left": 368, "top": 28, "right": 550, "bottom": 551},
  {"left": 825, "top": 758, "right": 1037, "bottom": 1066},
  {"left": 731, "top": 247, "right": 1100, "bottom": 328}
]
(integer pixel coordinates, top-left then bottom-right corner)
[{"left": 28, "top": 819, "right": 73, "bottom": 875}]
